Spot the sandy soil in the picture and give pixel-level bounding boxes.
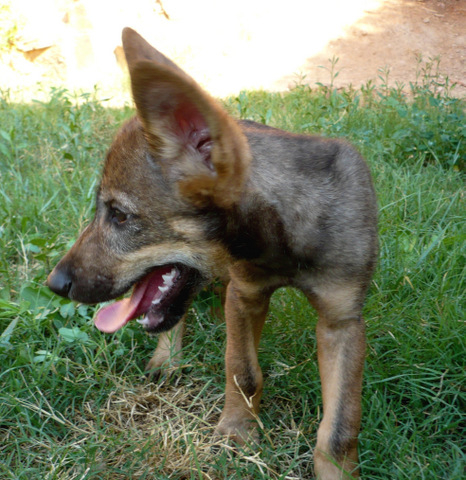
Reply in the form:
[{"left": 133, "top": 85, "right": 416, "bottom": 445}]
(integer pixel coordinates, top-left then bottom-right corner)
[
  {"left": 283, "top": 0, "right": 466, "bottom": 96},
  {"left": 2, "top": 0, "right": 465, "bottom": 101}
]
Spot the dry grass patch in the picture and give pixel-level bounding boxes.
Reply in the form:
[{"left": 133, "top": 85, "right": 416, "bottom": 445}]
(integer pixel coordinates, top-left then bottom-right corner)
[{"left": 77, "top": 378, "right": 313, "bottom": 479}]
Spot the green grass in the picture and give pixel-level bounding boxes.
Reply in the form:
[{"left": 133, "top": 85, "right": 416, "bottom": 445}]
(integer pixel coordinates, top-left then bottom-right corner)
[{"left": 0, "top": 66, "right": 464, "bottom": 479}]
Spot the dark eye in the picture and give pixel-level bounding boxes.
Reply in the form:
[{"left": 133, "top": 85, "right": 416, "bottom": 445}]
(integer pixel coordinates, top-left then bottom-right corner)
[{"left": 110, "top": 207, "right": 128, "bottom": 225}]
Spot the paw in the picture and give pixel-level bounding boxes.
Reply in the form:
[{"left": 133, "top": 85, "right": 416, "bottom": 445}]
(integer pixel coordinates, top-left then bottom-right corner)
[
  {"left": 144, "top": 352, "right": 182, "bottom": 381},
  {"left": 214, "top": 417, "right": 260, "bottom": 446},
  {"left": 314, "top": 449, "right": 359, "bottom": 479}
]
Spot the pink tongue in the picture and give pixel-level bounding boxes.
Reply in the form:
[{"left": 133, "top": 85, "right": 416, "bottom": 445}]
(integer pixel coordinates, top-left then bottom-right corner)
[
  {"left": 94, "top": 297, "right": 137, "bottom": 333},
  {"left": 94, "top": 266, "right": 172, "bottom": 333}
]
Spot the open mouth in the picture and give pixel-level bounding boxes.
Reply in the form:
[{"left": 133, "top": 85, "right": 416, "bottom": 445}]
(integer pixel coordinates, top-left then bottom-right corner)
[{"left": 94, "top": 264, "right": 200, "bottom": 334}]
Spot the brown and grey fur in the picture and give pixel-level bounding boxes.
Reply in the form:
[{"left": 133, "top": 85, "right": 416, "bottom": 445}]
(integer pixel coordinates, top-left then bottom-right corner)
[{"left": 47, "top": 28, "right": 378, "bottom": 479}]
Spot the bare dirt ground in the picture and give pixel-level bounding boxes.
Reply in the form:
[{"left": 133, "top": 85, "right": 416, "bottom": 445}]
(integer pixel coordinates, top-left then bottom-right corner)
[
  {"left": 287, "top": 0, "right": 466, "bottom": 96},
  {"left": 2, "top": 0, "right": 465, "bottom": 101}
]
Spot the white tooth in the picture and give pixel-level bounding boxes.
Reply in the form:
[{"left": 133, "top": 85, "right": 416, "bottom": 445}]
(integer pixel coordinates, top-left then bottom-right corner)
[
  {"left": 137, "top": 317, "right": 149, "bottom": 325},
  {"left": 162, "top": 271, "right": 176, "bottom": 284},
  {"left": 158, "top": 285, "right": 169, "bottom": 293},
  {"left": 152, "top": 297, "right": 161, "bottom": 305}
]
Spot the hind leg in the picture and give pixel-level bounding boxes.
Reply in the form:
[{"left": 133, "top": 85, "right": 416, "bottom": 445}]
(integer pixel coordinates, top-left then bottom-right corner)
[{"left": 307, "top": 283, "right": 367, "bottom": 479}]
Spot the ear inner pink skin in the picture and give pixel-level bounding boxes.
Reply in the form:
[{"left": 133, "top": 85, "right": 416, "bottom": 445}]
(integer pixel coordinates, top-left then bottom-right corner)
[
  {"left": 94, "top": 265, "right": 174, "bottom": 333},
  {"left": 173, "top": 102, "right": 214, "bottom": 171}
]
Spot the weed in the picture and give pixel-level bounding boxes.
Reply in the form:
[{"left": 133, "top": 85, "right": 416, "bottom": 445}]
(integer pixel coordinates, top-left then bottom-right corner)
[{"left": 316, "top": 55, "right": 340, "bottom": 91}]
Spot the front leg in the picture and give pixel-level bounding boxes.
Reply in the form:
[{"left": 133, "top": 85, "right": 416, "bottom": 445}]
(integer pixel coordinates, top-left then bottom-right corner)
[
  {"left": 145, "top": 317, "right": 185, "bottom": 379},
  {"left": 215, "top": 272, "right": 272, "bottom": 443},
  {"left": 310, "top": 284, "right": 367, "bottom": 479}
]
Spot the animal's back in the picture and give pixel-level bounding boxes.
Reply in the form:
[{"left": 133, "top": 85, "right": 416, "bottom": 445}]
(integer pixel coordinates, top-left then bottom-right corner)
[{"left": 240, "top": 120, "right": 378, "bottom": 278}]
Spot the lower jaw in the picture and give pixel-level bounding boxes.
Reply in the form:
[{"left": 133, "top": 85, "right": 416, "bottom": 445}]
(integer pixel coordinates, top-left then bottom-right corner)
[
  {"left": 143, "top": 310, "right": 184, "bottom": 334},
  {"left": 138, "top": 310, "right": 164, "bottom": 331}
]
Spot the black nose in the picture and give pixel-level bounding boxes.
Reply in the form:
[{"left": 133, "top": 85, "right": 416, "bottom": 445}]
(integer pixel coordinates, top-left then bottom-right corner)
[{"left": 47, "top": 266, "right": 72, "bottom": 298}]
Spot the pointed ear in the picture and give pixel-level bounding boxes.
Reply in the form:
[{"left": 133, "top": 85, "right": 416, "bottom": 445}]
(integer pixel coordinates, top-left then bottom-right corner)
[
  {"left": 122, "top": 31, "right": 251, "bottom": 209},
  {"left": 122, "top": 27, "right": 187, "bottom": 77}
]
